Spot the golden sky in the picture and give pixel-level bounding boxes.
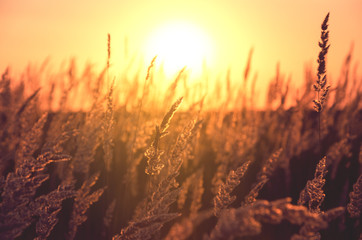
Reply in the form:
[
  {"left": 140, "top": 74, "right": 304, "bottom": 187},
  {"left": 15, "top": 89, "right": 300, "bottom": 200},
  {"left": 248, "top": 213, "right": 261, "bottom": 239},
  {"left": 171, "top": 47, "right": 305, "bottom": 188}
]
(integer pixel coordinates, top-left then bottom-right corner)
[{"left": 1, "top": 0, "right": 362, "bottom": 89}]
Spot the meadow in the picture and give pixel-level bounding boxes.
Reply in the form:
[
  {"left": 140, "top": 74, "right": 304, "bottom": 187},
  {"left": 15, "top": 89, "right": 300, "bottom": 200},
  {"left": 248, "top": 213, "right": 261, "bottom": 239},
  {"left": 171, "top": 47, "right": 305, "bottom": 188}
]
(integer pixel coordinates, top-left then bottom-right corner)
[{"left": 0, "top": 13, "right": 361, "bottom": 240}]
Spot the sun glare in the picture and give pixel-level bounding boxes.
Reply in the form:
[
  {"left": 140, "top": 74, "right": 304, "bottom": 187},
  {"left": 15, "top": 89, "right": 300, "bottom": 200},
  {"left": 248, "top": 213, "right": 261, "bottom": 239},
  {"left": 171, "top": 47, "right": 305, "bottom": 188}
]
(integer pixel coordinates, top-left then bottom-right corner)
[{"left": 144, "top": 21, "right": 214, "bottom": 78}]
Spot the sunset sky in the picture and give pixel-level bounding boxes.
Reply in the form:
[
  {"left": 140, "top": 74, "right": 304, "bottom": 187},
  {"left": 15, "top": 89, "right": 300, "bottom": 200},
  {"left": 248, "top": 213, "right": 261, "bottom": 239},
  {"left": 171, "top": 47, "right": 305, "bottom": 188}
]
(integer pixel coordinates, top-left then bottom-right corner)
[{"left": 1, "top": 0, "right": 362, "bottom": 90}]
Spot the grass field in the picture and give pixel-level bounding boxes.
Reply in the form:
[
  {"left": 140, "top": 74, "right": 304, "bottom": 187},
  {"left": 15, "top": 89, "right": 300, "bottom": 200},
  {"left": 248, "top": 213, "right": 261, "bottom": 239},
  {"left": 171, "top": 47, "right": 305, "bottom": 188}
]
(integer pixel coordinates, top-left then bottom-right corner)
[{"left": 0, "top": 13, "right": 361, "bottom": 240}]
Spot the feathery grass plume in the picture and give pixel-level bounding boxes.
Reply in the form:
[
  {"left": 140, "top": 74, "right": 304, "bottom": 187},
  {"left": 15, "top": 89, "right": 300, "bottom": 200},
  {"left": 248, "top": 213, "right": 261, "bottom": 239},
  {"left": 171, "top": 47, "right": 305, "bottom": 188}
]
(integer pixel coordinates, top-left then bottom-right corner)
[
  {"left": 68, "top": 172, "right": 105, "bottom": 240},
  {"left": 181, "top": 119, "right": 201, "bottom": 170},
  {"left": 113, "top": 213, "right": 180, "bottom": 240},
  {"left": 42, "top": 113, "right": 80, "bottom": 184},
  {"left": 42, "top": 114, "right": 79, "bottom": 155},
  {"left": 241, "top": 48, "right": 253, "bottom": 117},
  {"left": 298, "top": 156, "right": 327, "bottom": 213},
  {"left": 0, "top": 114, "right": 71, "bottom": 239},
  {"left": 12, "top": 78, "right": 25, "bottom": 106},
  {"left": 313, "top": 12, "right": 330, "bottom": 113},
  {"left": 145, "top": 125, "right": 165, "bottom": 175},
  {"left": 347, "top": 174, "right": 362, "bottom": 218},
  {"left": 59, "top": 59, "right": 77, "bottom": 111},
  {"left": 207, "top": 198, "right": 344, "bottom": 240},
  {"left": 244, "top": 177, "right": 269, "bottom": 206},
  {"left": 31, "top": 184, "right": 75, "bottom": 240},
  {"left": 257, "top": 148, "right": 283, "bottom": 181},
  {"left": 207, "top": 198, "right": 292, "bottom": 240},
  {"left": 177, "top": 168, "right": 204, "bottom": 213},
  {"left": 249, "top": 72, "right": 258, "bottom": 109},
  {"left": 0, "top": 172, "right": 73, "bottom": 239},
  {"left": 0, "top": 69, "right": 23, "bottom": 157},
  {"left": 160, "top": 97, "right": 183, "bottom": 133},
  {"left": 214, "top": 161, "right": 251, "bottom": 216},
  {"left": 145, "top": 97, "right": 183, "bottom": 175},
  {"left": 313, "top": 13, "right": 331, "bottom": 157},
  {"left": 15, "top": 113, "right": 48, "bottom": 167},
  {"left": 244, "top": 149, "right": 282, "bottom": 205},
  {"left": 145, "top": 184, "right": 182, "bottom": 218},
  {"left": 189, "top": 169, "right": 204, "bottom": 216},
  {"left": 326, "top": 134, "right": 354, "bottom": 179},
  {"left": 291, "top": 207, "right": 345, "bottom": 240},
  {"left": 17, "top": 91, "right": 41, "bottom": 142},
  {"left": 266, "top": 63, "right": 281, "bottom": 109},
  {"left": 0, "top": 86, "right": 41, "bottom": 161},
  {"left": 145, "top": 55, "right": 157, "bottom": 86},
  {"left": 0, "top": 68, "right": 11, "bottom": 111},
  {"left": 280, "top": 108, "right": 304, "bottom": 189},
  {"left": 47, "top": 82, "right": 55, "bottom": 110},
  {"left": 177, "top": 173, "right": 194, "bottom": 210},
  {"left": 72, "top": 100, "right": 103, "bottom": 176},
  {"left": 92, "top": 66, "right": 107, "bottom": 100},
  {"left": 102, "top": 80, "right": 115, "bottom": 172},
  {"left": 244, "top": 48, "right": 253, "bottom": 82},
  {"left": 131, "top": 119, "right": 201, "bottom": 236},
  {"left": 221, "top": 96, "right": 257, "bottom": 155},
  {"left": 131, "top": 173, "right": 181, "bottom": 221},
  {"left": 206, "top": 206, "right": 262, "bottom": 240},
  {"left": 15, "top": 87, "right": 41, "bottom": 119},
  {"left": 122, "top": 120, "right": 155, "bottom": 196},
  {"left": 129, "top": 56, "right": 157, "bottom": 167},
  {"left": 1, "top": 12, "right": 362, "bottom": 239},
  {"left": 107, "top": 33, "right": 111, "bottom": 70},
  {"left": 210, "top": 116, "right": 257, "bottom": 195},
  {"left": 168, "top": 118, "right": 202, "bottom": 175},
  {"left": 280, "top": 77, "right": 291, "bottom": 109},
  {"left": 0, "top": 174, "right": 49, "bottom": 239},
  {"left": 164, "top": 67, "right": 186, "bottom": 104}
]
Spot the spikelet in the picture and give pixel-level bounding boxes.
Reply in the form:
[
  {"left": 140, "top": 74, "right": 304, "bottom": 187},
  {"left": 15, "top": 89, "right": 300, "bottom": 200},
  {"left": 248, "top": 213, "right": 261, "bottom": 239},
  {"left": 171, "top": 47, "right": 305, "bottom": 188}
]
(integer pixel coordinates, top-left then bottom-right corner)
[
  {"left": 244, "top": 177, "right": 269, "bottom": 206},
  {"left": 243, "top": 149, "right": 282, "bottom": 206},
  {"left": 102, "top": 81, "right": 115, "bottom": 172},
  {"left": 313, "top": 13, "right": 330, "bottom": 112},
  {"left": 0, "top": 68, "right": 11, "bottom": 111},
  {"left": 107, "top": 33, "right": 111, "bottom": 69},
  {"left": 68, "top": 172, "right": 105, "bottom": 240},
  {"left": 189, "top": 169, "right": 204, "bottom": 216},
  {"left": 0, "top": 113, "right": 72, "bottom": 239},
  {"left": 145, "top": 97, "right": 183, "bottom": 175},
  {"left": 72, "top": 99, "right": 103, "bottom": 176},
  {"left": 347, "top": 174, "right": 362, "bottom": 218},
  {"left": 15, "top": 113, "right": 48, "bottom": 168},
  {"left": 298, "top": 157, "right": 327, "bottom": 213},
  {"left": 326, "top": 134, "right": 354, "bottom": 179},
  {"left": 31, "top": 184, "right": 75, "bottom": 240},
  {"left": 160, "top": 97, "right": 183, "bottom": 134},
  {"left": 214, "top": 161, "right": 250, "bottom": 216},
  {"left": 164, "top": 67, "right": 186, "bottom": 104},
  {"left": 207, "top": 198, "right": 344, "bottom": 240},
  {"left": 177, "top": 168, "right": 204, "bottom": 215},
  {"left": 257, "top": 148, "right": 283, "bottom": 181}
]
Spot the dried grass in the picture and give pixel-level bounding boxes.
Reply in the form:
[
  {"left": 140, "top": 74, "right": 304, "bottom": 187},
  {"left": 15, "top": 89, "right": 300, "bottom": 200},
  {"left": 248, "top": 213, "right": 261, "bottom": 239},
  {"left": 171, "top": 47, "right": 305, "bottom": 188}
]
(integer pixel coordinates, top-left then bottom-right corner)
[{"left": 0, "top": 12, "right": 360, "bottom": 240}]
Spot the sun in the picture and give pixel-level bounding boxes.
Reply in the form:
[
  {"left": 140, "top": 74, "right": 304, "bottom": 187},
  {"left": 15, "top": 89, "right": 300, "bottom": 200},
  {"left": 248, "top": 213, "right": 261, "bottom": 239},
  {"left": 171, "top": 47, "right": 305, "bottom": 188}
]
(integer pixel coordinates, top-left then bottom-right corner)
[{"left": 144, "top": 21, "right": 214, "bottom": 77}]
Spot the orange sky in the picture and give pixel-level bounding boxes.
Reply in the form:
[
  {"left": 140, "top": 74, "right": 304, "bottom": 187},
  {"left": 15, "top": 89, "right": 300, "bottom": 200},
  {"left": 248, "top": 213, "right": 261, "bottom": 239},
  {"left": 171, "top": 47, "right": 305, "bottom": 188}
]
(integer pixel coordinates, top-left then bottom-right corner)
[{"left": 1, "top": 0, "right": 362, "bottom": 91}]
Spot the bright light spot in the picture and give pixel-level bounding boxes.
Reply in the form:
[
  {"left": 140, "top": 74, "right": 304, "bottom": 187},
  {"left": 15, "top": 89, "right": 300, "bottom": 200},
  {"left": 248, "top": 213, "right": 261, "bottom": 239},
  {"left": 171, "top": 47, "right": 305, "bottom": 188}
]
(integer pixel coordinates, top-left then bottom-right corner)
[{"left": 144, "top": 21, "right": 214, "bottom": 78}]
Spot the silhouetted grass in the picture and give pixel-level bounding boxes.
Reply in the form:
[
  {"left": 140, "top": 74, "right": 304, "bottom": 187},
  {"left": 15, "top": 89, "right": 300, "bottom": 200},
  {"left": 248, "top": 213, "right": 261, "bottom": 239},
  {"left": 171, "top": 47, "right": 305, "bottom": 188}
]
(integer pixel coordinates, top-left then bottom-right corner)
[{"left": 0, "top": 13, "right": 361, "bottom": 240}]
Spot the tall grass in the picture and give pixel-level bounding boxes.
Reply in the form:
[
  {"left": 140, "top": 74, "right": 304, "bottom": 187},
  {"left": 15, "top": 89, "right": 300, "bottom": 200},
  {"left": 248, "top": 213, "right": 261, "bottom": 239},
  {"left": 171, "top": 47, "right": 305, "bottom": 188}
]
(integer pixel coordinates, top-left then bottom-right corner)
[{"left": 0, "top": 13, "right": 361, "bottom": 240}]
